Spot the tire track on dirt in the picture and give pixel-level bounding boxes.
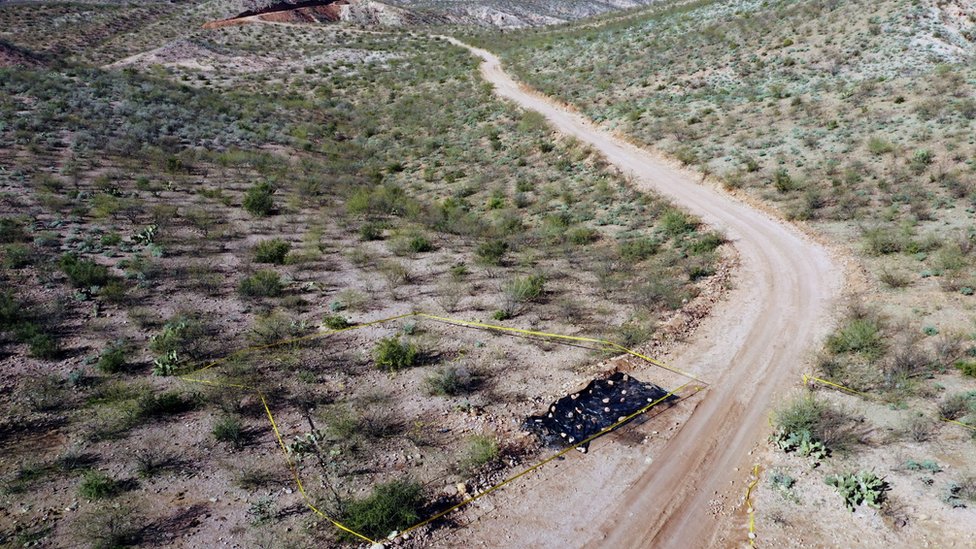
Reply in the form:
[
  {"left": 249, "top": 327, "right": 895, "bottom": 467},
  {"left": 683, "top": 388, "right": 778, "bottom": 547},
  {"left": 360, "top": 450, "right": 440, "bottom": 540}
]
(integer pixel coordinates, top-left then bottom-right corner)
[{"left": 446, "top": 38, "right": 844, "bottom": 548}]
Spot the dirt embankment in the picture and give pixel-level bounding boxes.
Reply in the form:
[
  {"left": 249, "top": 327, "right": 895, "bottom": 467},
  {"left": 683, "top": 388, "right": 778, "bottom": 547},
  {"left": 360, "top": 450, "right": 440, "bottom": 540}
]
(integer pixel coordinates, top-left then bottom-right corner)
[
  {"left": 203, "top": 0, "right": 348, "bottom": 29},
  {"left": 0, "top": 40, "right": 41, "bottom": 67}
]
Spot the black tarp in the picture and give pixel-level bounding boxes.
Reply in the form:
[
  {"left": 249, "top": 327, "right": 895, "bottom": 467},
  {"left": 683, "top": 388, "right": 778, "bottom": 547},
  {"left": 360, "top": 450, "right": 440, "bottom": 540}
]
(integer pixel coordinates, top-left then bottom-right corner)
[{"left": 524, "top": 372, "right": 676, "bottom": 452}]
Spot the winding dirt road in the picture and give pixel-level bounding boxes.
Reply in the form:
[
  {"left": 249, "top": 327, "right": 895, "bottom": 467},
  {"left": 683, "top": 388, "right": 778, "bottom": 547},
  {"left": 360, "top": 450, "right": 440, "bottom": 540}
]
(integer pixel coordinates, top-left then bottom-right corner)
[{"left": 446, "top": 39, "right": 844, "bottom": 548}]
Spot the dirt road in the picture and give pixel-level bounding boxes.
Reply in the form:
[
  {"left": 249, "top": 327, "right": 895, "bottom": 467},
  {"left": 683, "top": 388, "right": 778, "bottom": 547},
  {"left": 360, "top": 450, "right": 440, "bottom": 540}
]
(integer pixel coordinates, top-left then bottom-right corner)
[{"left": 445, "top": 39, "right": 844, "bottom": 548}]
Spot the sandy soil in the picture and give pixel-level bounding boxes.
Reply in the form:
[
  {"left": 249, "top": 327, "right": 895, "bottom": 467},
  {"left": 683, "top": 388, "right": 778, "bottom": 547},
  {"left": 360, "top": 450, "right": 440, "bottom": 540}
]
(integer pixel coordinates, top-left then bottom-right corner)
[{"left": 431, "top": 39, "right": 846, "bottom": 549}]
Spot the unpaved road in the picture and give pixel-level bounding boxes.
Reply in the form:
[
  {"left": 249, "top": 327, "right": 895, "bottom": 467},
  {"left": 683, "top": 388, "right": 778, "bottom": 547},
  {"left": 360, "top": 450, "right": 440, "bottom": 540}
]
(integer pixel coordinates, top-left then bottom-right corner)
[{"left": 446, "top": 39, "right": 844, "bottom": 548}]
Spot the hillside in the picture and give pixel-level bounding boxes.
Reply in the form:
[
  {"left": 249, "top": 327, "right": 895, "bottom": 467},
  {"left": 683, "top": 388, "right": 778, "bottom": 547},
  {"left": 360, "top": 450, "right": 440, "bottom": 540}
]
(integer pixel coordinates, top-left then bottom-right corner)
[{"left": 0, "top": 1, "right": 729, "bottom": 547}]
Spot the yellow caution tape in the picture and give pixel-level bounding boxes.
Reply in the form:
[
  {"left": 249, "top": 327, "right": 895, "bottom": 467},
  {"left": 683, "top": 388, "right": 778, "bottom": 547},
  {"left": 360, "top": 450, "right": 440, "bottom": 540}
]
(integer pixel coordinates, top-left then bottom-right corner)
[
  {"left": 177, "top": 311, "right": 700, "bottom": 543},
  {"left": 743, "top": 463, "right": 760, "bottom": 546}
]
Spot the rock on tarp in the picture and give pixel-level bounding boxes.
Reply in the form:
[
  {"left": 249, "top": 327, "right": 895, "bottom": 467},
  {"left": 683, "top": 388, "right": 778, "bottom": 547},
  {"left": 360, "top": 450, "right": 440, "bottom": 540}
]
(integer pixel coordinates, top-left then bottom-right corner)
[{"left": 524, "top": 372, "right": 676, "bottom": 452}]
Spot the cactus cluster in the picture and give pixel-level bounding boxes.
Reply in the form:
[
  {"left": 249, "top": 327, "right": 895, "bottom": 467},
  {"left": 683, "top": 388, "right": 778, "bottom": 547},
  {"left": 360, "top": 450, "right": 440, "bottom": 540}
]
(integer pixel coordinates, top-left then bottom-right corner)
[{"left": 825, "top": 471, "right": 889, "bottom": 511}]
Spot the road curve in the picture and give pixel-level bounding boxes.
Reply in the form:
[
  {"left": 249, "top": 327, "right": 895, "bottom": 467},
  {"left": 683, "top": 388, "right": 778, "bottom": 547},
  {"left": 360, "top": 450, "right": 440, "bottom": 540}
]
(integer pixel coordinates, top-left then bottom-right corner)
[{"left": 447, "top": 38, "right": 843, "bottom": 548}]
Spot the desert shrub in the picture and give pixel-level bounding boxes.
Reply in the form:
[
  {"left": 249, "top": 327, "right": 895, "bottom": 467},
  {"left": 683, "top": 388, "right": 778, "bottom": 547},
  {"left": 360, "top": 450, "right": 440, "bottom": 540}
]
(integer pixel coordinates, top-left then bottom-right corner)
[
  {"left": 685, "top": 232, "right": 724, "bottom": 254},
  {"left": 342, "top": 479, "right": 425, "bottom": 540},
  {"left": 253, "top": 239, "right": 291, "bottom": 264},
  {"left": 618, "top": 238, "right": 659, "bottom": 262},
  {"left": 373, "top": 337, "right": 418, "bottom": 372},
  {"left": 248, "top": 311, "right": 304, "bottom": 345},
  {"left": 825, "top": 471, "right": 888, "bottom": 511},
  {"left": 78, "top": 503, "right": 142, "bottom": 549},
  {"left": 634, "top": 277, "right": 689, "bottom": 311},
  {"left": 242, "top": 182, "right": 274, "bottom": 216},
  {"left": 238, "top": 270, "right": 283, "bottom": 298},
  {"left": 60, "top": 254, "right": 110, "bottom": 288},
  {"left": 213, "top": 414, "right": 246, "bottom": 449},
  {"left": 772, "top": 393, "right": 858, "bottom": 453},
  {"left": 910, "top": 149, "right": 934, "bottom": 173},
  {"left": 3, "top": 243, "right": 33, "bottom": 268},
  {"left": 407, "top": 234, "right": 433, "bottom": 253},
  {"left": 461, "top": 435, "right": 499, "bottom": 472},
  {"left": 773, "top": 168, "right": 798, "bottom": 192},
  {"left": 476, "top": 239, "right": 508, "bottom": 266},
  {"left": 878, "top": 268, "right": 912, "bottom": 288},
  {"left": 502, "top": 274, "right": 545, "bottom": 305},
  {"left": 0, "top": 217, "right": 27, "bottom": 243},
  {"left": 567, "top": 227, "right": 599, "bottom": 245},
  {"left": 862, "top": 225, "right": 917, "bottom": 256},
  {"left": 938, "top": 391, "right": 976, "bottom": 420},
  {"left": 425, "top": 365, "right": 476, "bottom": 396},
  {"left": 135, "top": 391, "right": 196, "bottom": 420},
  {"left": 867, "top": 136, "right": 894, "bottom": 155},
  {"left": 322, "top": 314, "right": 352, "bottom": 330},
  {"left": 772, "top": 393, "right": 828, "bottom": 446},
  {"left": 902, "top": 415, "right": 935, "bottom": 443},
  {"left": 660, "top": 209, "right": 697, "bottom": 236},
  {"left": 96, "top": 340, "right": 130, "bottom": 374},
  {"left": 133, "top": 445, "right": 176, "bottom": 478},
  {"left": 359, "top": 222, "right": 384, "bottom": 241},
  {"left": 17, "top": 323, "right": 61, "bottom": 359},
  {"left": 78, "top": 471, "right": 121, "bottom": 500},
  {"left": 957, "top": 361, "right": 976, "bottom": 378},
  {"left": 826, "top": 315, "right": 885, "bottom": 359}
]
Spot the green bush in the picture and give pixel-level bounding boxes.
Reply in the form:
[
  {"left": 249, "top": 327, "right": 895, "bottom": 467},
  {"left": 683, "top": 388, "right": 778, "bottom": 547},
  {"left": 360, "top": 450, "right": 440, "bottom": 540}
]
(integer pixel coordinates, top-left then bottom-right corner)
[
  {"left": 3, "top": 243, "right": 33, "bottom": 268},
  {"left": 16, "top": 322, "right": 60, "bottom": 359},
  {"left": 359, "top": 222, "right": 384, "bottom": 241},
  {"left": 96, "top": 341, "right": 129, "bottom": 374},
  {"left": 60, "top": 254, "right": 110, "bottom": 288},
  {"left": 567, "top": 227, "right": 599, "bottom": 245},
  {"left": 213, "top": 415, "right": 246, "bottom": 449},
  {"left": 826, "top": 316, "right": 884, "bottom": 359},
  {"left": 408, "top": 234, "right": 433, "bottom": 253},
  {"left": 78, "top": 471, "right": 121, "bottom": 500},
  {"left": 957, "top": 361, "right": 976, "bottom": 378},
  {"left": 685, "top": 232, "right": 724, "bottom": 254},
  {"left": 618, "top": 238, "right": 659, "bottom": 262},
  {"left": 475, "top": 239, "right": 508, "bottom": 266},
  {"left": 661, "top": 209, "right": 697, "bottom": 236},
  {"left": 135, "top": 391, "right": 197, "bottom": 420},
  {"left": 323, "top": 314, "right": 352, "bottom": 330},
  {"left": 0, "top": 217, "right": 27, "bottom": 243},
  {"left": 867, "top": 136, "right": 894, "bottom": 155},
  {"left": 502, "top": 274, "right": 546, "bottom": 304},
  {"left": 242, "top": 182, "right": 274, "bottom": 216},
  {"left": 342, "top": 479, "right": 425, "bottom": 540},
  {"left": 238, "top": 270, "right": 283, "bottom": 298},
  {"left": 374, "top": 337, "right": 418, "bottom": 372},
  {"left": 253, "top": 239, "right": 291, "bottom": 264},
  {"left": 825, "top": 471, "right": 888, "bottom": 511},
  {"left": 773, "top": 394, "right": 827, "bottom": 438}
]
